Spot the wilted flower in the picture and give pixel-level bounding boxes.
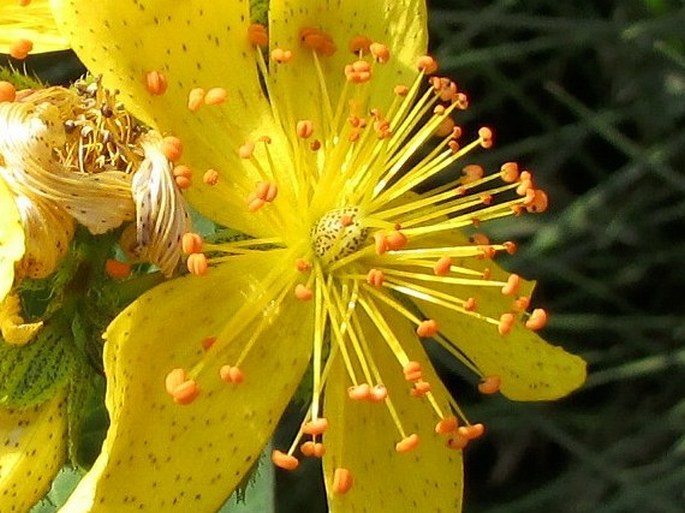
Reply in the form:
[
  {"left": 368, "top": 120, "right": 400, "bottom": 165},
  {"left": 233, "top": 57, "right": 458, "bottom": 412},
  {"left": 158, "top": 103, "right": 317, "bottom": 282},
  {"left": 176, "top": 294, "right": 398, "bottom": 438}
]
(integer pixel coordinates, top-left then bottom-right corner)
[{"left": 39, "top": 1, "right": 588, "bottom": 512}]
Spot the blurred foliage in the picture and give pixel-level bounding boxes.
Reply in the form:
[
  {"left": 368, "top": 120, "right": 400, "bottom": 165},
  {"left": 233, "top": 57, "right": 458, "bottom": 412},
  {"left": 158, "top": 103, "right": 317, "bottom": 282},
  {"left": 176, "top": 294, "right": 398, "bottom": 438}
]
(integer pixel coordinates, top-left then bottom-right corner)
[{"left": 10, "top": 0, "right": 684, "bottom": 512}]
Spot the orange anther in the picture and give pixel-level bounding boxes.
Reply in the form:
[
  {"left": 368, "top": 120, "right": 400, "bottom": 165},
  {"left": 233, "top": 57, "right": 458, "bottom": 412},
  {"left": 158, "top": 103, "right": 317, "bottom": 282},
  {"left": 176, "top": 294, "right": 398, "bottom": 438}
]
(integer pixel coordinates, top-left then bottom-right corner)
[
  {"left": 449, "top": 140, "right": 461, "bottom": 153},
  {"left": 271, "top": 450, "right": 299, "bottom": 471},
  {"left": 393, "top": 84, "right": 409, "bottom": 97},
  {"left": 462, "top": 164, "right": 484, "bottom": 182},
  {"left": 201, "top": 336, "right": 217, "bottom": 350},
  {"left": 187, "top": 253, "right": 208, "bottom": 276},
  {"left": 348, "top": 35, "right": 372, "bottom": 54},
  {"left": 0, "top": 81, "right": 17, "bottom": 103},
  {"left": 417, "top": 55, "right": 438, "bottom": 74},
  {"left": 403, "top": 361, "right": 422, "bottom": 379},
  {"left": 432, "top": 256, "right": 452, "bottom": 276},
  {"left": 410, "top": 380, "right": 431, "bottom": 397},
  {"left": 302, "top": 417, "right": 329, "bottom": 436},
  {"left": 271, "top": 48, "right": 293, "bottom": 63},
  {"left": 479, "top": 246, "right": 496, "bottom": 259},
  {"left": 310, "top": 140, "right": 321, "bottom": 151},
  {"left": 344, "top": 60, "right": 372, "bottom": 83},
  {"left": 416, "top": 319, "right": 439, "bottom": 338},
  {"left": 369, "top": 384, "right": 388, "bottom": 402},
  {"left": 332, "top": 468, "right": 353, "bottom": 494},
  {"left": 500, "top": 162, "right": 520, "bottom": 183},
  {"left": 395, "top": 433, "right": 420, "bottom": 453},
  {"left": 300, "top": 441, "right": 315, "bottom": 457},
  {"left": 312, "top": 443, "right": 325, "bottom": 458},
  {"left": 498, "top": 313, "right": 515, "bottom": 336},
  {"left": 173, "top": 165, "right": 192, "bottom": 189},
  {"left": 435, "top": 416, "right": 459, "bottom": 434},
  {"left": 446, "top": 435, "right": 469, "bottom": 450},
  {"left": 18, "top": 0, "right": 32, "bottom": 6},
  {"left": 503, "top": 241, "right": 518, "bottom": 255},
  {"left": 204, "top": 87, "right": 228, "bottom": 105},
  {"left": 435, "top": 117, "right": 455, "bottom": 137},
  {"left": 373, "top": 232, "right": 388, "bottom": 255},
  {"left": 145, "top": 70, "right": 167, "bottom": 96},
  {"left": 369, "top": 42, "right": 390, "bottom": 63},
  {"left": 9, "top": 38, "right": 33, "bottom": 60},
  {"left": 165, "top": 368, "right": 187, "bottom": 395},
  {"left": 162, "top": 136, "right": 183, "bottom": 162},
  {"left": 464, "top": 297, "right": 477, "bottom": 311},
  {"left": 347, "top": 383, "right": 371, "bottom": 401},
  {"left": 526, "top": 189, "right": 549, "bottom": 213},
  {"left": 455, "top": 92, "right": 469, "bottom": 109},
  {"left": 105, "top": 258, "right": 131, "bottom": 279},
  {"left": 181, "top": 232, "right": 203, "bottom": 255},
  {"left": 203, "top": 168, "right": 219, "bottom": 186},
  {"left": 385, "top": 230, "right": 407, "bottom": 251},
  {"left": 458, "top": 423, "right": 485, "bottom": 440},
  {"left": 296, "top": 120, "right": 314, "bottom": 139},
  {"left": 258, "top": 135, "right": 272, "bottom": 144},
  {"left": 478, "top": 375, "right": 502, "bottom": 395},
  {"left": 478, "top": 126, "right": 493, "bottom": 148},
  {"left": 219, "top": 365, "right": 244, "bottom": 384},
  {"left": 295, "top": 258, "right": 312, "bottom": 272},
  {"left": 238, "top": 141, "right": 255, "bottom": 159},
  {"left": 187, "top": 88, "right": 206, "bottom": 111},
  {"left": 255, "top": 181, "right": 278, "bottom": 202},
  {"left": 481, "top": 267, "right": 492, "bottom": 280},
  {"left": 501, "top": 274, "right": 521, "bottom": 296},
  {"left": 514, "top": 296, "right": 531, "bottom": 311},
  {"left": 247, "top": 196, "right": 266, "bottom": 212},
  {"left": 248, "top": 23, "right": 268, "bottom": 48},
  {"left": 295, "top": 284, "right": 313, "bottom": 301},
  {"left": 171, "top": 379, "right": 200, "bottom": 405},
  {"left": 525, "top": 308, "right": 548, "bottom": 331},
  {"left": 366, "top": 268, "right": 385, "bottom": 287},
  {"left": 470, "top": 233, "right": 490, "bottom": 245}
]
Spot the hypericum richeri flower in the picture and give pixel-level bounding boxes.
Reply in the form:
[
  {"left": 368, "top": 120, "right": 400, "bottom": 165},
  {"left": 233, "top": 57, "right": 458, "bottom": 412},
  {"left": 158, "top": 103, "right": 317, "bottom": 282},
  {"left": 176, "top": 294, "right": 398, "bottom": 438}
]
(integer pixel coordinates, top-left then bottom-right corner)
[{"left": 48, "top": 1, "right": 586, "bottom": 512}]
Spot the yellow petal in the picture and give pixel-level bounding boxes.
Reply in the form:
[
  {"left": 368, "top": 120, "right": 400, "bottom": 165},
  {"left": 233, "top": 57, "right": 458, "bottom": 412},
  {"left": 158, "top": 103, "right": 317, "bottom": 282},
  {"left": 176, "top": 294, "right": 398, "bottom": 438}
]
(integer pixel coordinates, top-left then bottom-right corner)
[
  {"left": 0, "top": 0, "right": 68, "bottom": 53},
  {"left": 0, "top": 177, "right": 24, "bottom": 302},
  {"left": 50, "top": 0, "right": 277, "bottom": 236},
  {"left": 323, "top": 300, "right": 463, "bottom": 512},
  {"left": 0, "top": 389, "right": 68, "bottom": 513},
  {"left": 60, "top": 251, "right": 312, "bottom": 512},
  {"left": 414, "top": 231, "right": 586, "bottom": 401},
  {"left": 269, "top": 0, "right": 427, "bottom": 129},
  {"left": 0, "top": 293, "right": 42, "bottom": 346}
]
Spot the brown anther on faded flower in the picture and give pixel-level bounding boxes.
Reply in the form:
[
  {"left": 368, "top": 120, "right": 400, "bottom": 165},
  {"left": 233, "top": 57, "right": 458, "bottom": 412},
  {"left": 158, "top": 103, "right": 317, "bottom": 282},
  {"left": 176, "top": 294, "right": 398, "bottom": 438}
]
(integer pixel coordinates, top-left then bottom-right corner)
[{"left": 145, "top": 70, "right": 168, "bottom": 95}]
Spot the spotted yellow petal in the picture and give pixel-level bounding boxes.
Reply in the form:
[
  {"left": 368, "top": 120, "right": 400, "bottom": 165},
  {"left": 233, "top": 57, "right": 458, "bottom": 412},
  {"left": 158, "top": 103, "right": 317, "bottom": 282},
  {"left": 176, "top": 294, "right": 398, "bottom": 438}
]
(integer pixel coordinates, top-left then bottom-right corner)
[
  {"left": 59, "top": 251, "right": 312, "bottom": 512},
  {"left": 414, "top": 231, "right": 586, "bottom": 401},
  {"left": 0, "top": 389, "right": 68, "bottom": 513},
  {"left": 0, "top": 0, "right": 68, "bottom": 54},
  {"left": 50, "top": 0, "right": 277, "bottom": 236},
  {"left": 269, "top": 0, "right": 427, "bottom": 130},
  {"left": 0, "top": 177, "right": 24, "bottom": 302},
  {"left": 323, "top": 301, "right": 462, "bottom": 512}
]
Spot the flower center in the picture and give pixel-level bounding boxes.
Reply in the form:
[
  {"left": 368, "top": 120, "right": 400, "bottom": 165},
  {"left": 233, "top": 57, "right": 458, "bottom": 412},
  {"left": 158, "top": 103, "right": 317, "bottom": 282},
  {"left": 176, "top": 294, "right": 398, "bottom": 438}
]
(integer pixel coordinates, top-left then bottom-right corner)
[{"left": 310, "top": 207, "right": 369, "bottom": 265}]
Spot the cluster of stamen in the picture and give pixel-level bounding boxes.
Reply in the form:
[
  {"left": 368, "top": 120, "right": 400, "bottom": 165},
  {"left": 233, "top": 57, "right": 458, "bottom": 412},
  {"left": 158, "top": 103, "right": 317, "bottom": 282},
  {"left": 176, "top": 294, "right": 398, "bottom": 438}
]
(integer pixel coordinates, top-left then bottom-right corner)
[{"left": 157, "top": 22, "right": 553, "bottom": 493}]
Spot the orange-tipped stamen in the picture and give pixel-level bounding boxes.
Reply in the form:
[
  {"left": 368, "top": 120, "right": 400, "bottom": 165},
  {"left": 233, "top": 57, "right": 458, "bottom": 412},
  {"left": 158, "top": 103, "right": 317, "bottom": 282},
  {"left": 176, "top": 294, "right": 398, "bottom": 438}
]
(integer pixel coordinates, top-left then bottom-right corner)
[
  {"left": 395, "top": 433, "right": 420, "bottom": 453},
  {"left": 332, "top": 468, "right": 353, "bottom": 494},
  {"left": 145, "top": 70, "right": 167, "bottom": 96},
  {"left": 187, "top": 253, "right": 208, "bottom": 276},
  {"left": 271, "top": 450, "right": 299, "bottom": 471},
  {"left": 525, "top": 308, "right": 549, "bottom": 330},
  {"left": 105, "top": 258, "right": 131, "bottom": 279},
  {"left": 0, "top": 81, "right": 17, "bottom": 103},
  {"left": 478, "top": 375, "right": 502, "bottom": 395}
]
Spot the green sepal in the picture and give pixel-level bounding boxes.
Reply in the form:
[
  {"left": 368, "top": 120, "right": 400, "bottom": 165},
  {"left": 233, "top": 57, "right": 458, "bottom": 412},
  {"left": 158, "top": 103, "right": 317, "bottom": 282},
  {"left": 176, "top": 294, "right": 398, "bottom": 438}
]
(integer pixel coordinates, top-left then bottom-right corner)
[
  {"left": 0, "top": 66, "right": 44, "bottom": 89},
  {"left": 0, "top": 320, "right": 75, "bottom": 408}
]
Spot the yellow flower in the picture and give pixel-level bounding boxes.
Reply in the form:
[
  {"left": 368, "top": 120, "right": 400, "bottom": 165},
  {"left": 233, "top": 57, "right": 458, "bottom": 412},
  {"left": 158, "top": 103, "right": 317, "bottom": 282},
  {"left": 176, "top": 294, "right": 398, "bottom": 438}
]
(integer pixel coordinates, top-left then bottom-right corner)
[
  {"left": 49, "top": 1, "right": 587, "bottom": 512},
  {"left": 0, "top": 0, "right": 68, "bottom": 56}
]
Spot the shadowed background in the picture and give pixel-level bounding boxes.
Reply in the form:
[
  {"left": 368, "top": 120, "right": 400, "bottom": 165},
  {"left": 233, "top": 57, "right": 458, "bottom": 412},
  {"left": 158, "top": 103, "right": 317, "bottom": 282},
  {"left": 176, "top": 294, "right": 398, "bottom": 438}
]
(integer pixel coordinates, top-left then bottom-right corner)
[{"left": 9, "top": 0, "right": 683, "bottom": 512}]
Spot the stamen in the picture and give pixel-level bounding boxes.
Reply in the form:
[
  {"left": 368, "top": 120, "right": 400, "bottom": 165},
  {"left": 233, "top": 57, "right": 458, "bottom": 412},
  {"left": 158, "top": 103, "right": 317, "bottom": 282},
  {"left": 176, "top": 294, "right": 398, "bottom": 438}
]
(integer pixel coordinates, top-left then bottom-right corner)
[
  {"left": 145, "top": 70, "right": 168, "bottom": 96},
  {"left": 161, "top": 136, "right": 183, "bottom": 162},
  {"left": 295, "top": 283, "right": 314, "bottom": 301},
  {"left": 204, "top": 87, "right": 228, "bottom": 106},
  {"left": 301, "top": 417, "right": 329, "bottom": 436},
  {"left": 497, "top": 313, "right": 515, "bottom": 336},
  {"left": 296, "top": 120, "right": 314, "bottom": 139},
  {"left": 181, "top": 232, "right": 203, "bottom": 254},
  {"left": 187, "top": 88, "right": 206, "bottom": 111},
  {"left": 271, "top": 48, "right": 293, "bottom": 64},
  {"left": 332, "top": 468, "right": 353, "bottom": 494},
  {"left": 247, "top": 23, "right": 268, "bottom": 48},
  {"left": 417, "top": 55, "right": 438, "bottom": 74},
  {"left": 348, "top": 35, "right": 372, "bottom": 55},
  {"left": 525, "top": 308, "right": 548, "bottom": 330},
  {"left": 416, "top": 319, "right": 439, "bottom": 338},
  {"left": 172, "top": 164, "right": 192, "bottom": 189},
  {"left": 186, "top": 253, "right": 208, "bottom": 276},
  {"left": 0, "top": 81, "right": 17, "bottom": 103},
  {"left": 369, "top": 42, "right": 390, "bottom": 63},
  {"left": 219, "top": 365, "right": 244, "bottom": 384},
  {"left": 271, "top": 450, "right": 299, "bottom": 471},
  {"left": 9, "top": 39, "right": 33, "bottom": 60},
  {"left": 395, "top": 433, "right": 420, "bottom": 453},
  {"left": 435, "top": 416, "right": 459, "bottom": 434},
  {"left": 478, "top": 375, "right": 502, "bottom": 395},
  {"left": 164, "top": 368, "right": 199, "bottom": 405},
  {"left": 105, "top": 258, "right": 131, "bottom": 279},
  {"left": 203, "top": 168, "right": 219, "bottom": 185},
  {"left": 347, "top": 383, "right": 371, "bottom": 401}
]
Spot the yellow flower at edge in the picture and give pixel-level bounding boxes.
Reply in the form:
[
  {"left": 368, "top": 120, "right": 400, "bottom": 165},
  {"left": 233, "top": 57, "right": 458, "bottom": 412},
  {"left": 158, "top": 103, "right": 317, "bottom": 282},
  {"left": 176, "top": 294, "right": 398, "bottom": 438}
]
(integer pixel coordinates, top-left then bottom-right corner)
[
  {"left": 49, "top": 1, "right": 587, "bottom": 512},
  {"left": 0, "top": 0, "right": 68, "bottom": 56}
]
